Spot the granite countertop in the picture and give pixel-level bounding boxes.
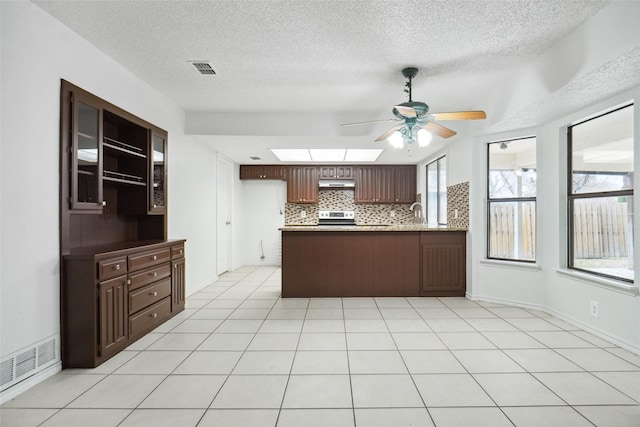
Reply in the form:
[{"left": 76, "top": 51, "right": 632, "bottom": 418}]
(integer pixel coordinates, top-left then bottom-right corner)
[{"left": 280, "top": 225, "right": 467, "bottom": 232}]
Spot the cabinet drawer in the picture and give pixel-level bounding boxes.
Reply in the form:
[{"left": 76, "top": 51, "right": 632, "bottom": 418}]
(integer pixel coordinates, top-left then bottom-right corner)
[
  {"left": 129, "top": 264, "right": 171, "bottom": 291},
  {"left": 98, "top": 257, "right": 127, "bottom": 281},
  {"left": 129, "top": 278, "right": 171, "bottom": 314},
  {"left": 171, "top": 244, "right": 184, "bottom": 258},
  {"left": 128, "top": 248, "right": 170, "bottom": 272},
  {"left": 129, "top": 297, "right": 171, "bottom": 338}
]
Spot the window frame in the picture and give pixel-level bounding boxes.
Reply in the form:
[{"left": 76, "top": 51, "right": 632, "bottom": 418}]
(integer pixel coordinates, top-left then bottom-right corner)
[
  {"left": 486, "top": 136, "right": 537, "bottom": 263},
  {"left": 426, "top": 155, "right": 447, "bottom": 226},
  {"left": 567, "top": 104, "right": 634, "bottom": 283}
]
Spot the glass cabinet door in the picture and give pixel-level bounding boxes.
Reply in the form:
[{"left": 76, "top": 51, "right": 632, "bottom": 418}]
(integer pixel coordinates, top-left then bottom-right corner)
[
  {"left": 150, "top": 132, "right": 166, "bottom": 213},
  {"left": 71, "top": 97, "right": 103, "bottom": 210}
]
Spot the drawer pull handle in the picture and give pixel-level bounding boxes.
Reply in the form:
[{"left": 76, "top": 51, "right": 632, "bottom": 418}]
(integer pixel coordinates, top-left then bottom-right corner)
[
  {"left": 150, "top": 291, "right": 158, "bottom": 296},
  {"left": 150, "top": 313, "right": 157, "bottom": 318},
  {"left": 114, "top": 265, "right": 121, "bottom": 270},
  {"left": 152, "top": 255, "right": 157, "bottom": 261}
]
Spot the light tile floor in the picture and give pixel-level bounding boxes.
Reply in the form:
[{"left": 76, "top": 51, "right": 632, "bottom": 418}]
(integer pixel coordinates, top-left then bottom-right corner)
[{"left": 2, "top": 265, "right": 639, "bottom": 426}]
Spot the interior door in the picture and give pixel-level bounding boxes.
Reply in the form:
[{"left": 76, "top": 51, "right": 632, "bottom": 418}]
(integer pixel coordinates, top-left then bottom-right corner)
[{"left": 216, "top": 157, "right": 232, "bottom": 275}]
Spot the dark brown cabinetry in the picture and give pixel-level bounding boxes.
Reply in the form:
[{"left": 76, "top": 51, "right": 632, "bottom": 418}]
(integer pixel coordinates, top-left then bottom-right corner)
[
  {"left": 355, "top": 166, "right": 416, "bottom": 203},
  {"left": 394, "top": 165, "right": 417, "bottom": 203},
  {"left": 420, "top": 231, "right": 466, "bottom": 297},
  {"left": 99, "top": 275, "right": 128, "bottom": 359},
  {"left": 171, "top": 243, "right": 186, "bottom": 312},
  {"left": 355, "top": 166, "right": 395, "bottom": 203},
  {"left": 281, "top": 230, "right": 466, "bottom": 298},
  {"left": 319, "top": 166, "right": 352, "bottom": 179},
  {"left": 287, "top": 166, "right": 318, "bottom": 203},
  {"left": 240, "top": 165, "right": 286, "bottom": 180},
  {"left": 149, "top": 130, "right": 167, "bottom": 213},
  {"left": 60, "top": 81, "right": 185, "bottom": 368},
  {"left": 63, "top": 240, "right": 185, "bottom": 368}
]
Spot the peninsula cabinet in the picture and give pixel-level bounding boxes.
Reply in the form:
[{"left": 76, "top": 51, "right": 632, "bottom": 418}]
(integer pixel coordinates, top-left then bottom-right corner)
[
  {"left": 287, "top": 166, "right": 318, "bottom": 203},
  {"left": 281, "top": 229, "right": 466, "bottom": 297},
  {"left": 420, "top": 231, "right": 466, "bottom": 297},
  {"left": 62, "top": 240, "right": 186, "bottom": 368}
]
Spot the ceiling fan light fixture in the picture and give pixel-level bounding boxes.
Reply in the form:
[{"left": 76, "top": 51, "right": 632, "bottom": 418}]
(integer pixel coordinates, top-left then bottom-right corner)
[
  {"left": 417, "top": 128, "right": 432, "bottom": 147},
  {"left": 388, "top": 131, "right": 404, "bottom": 148}
]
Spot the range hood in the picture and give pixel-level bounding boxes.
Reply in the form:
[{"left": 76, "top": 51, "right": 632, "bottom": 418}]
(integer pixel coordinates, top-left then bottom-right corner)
[{"left": 318, "top": 179, "right": 355, "bottom": 188}]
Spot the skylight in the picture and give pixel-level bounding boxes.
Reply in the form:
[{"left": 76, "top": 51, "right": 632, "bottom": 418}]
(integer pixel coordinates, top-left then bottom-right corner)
[{"left": 271, "top": 149, "right": 382, "bottom": 162}]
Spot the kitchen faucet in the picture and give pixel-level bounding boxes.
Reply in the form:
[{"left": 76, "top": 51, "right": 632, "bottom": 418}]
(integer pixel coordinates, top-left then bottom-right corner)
[
  {"left": 409, "top": 202, "right": 422, "bottom": 212},
  {"left": 409, "top": 202, "right": 425, "bottom": 223}
]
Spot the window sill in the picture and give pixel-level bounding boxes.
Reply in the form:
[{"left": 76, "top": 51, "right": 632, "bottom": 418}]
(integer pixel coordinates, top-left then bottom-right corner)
[
  {"left": 556, "top": 268, "right": 638, "bottom": 296},
  {"left": 480, "top": 259, "right": 541, "bottom": 271}
]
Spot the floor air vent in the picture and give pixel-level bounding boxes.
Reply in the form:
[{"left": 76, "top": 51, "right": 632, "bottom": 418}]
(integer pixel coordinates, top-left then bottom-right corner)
[{"left": 0, "top": 335, "right": 58, "bottom": 393}]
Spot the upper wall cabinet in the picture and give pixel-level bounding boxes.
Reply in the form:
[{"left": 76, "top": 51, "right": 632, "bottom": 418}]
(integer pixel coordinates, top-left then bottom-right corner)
[
  {"left": 319, "top": 166, "right": 352, "bottom": 179},
  {"left": 240, "top": 165, "right": 286, "bottom": 180}
]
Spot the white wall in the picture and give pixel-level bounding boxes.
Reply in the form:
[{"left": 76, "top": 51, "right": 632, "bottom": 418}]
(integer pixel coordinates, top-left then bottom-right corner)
[
  {"left": 468, "top": 87, "right": 640, "bottom": 351},
  {"left": 237, "top": 180, "right": 286, "bottom": 266},
  {"left": 0, "top": 2, "right": 217, "bottom": 365}
]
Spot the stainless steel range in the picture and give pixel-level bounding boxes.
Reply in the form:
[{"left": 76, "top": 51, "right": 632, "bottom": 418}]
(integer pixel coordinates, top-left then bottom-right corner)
[{"left": 317, "top": 210, "right": 356, "bottom": 226}]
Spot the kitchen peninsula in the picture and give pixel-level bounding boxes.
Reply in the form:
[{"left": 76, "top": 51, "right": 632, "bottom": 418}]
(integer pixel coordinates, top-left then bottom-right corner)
[{"left": 280, "top": 226, "right": 467, "bottom": 298}]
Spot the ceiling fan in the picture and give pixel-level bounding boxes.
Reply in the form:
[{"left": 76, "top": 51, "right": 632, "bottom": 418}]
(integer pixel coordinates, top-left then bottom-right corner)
[{"left": 341, "top": 67, "right": 486, "bottom": 146}]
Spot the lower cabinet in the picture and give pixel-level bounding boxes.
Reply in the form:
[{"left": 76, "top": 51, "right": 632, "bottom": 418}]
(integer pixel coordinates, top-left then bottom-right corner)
[
  {"left": 420, "top": 231, "right": 466, "bottom": 297},
  {"left": 62, "top": 240, "right": 186, "bottom": 368},
  {"left": 171, "top": 253, "right": 186, "bottom": 312},
  {"left": 98, "top": 276, "right": 128, "bottom": 359}
]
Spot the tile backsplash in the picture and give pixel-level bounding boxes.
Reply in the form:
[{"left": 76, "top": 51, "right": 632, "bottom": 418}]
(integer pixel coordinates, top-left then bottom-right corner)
[
  {"left": 446, "top": 181, "right": 469, "bottom": 229},
  {"left": 285, "top": 189, "right": 422, "bottom": 225}
]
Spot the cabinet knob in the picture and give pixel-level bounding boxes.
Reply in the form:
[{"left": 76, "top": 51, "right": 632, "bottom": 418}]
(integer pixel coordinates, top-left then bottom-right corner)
[
  {"left": 153, "top": 204, "right": 157, "bottom": 208},
  {"left": 174, "top": 264, "right": 178, "bottom": 269},
  {"left": 127, "top": 279, "right": 131, "bottom": 285},
  {"left": 102, "top": 201, "right": 107, "bottom": 206},
  {"left": 150, "top": 291, "right": 158, "bottom": 296},
  {"left": 114, "top": 264, "right": 121, "bottom": 270},
  {"left": 150, "top": 272, "right": 157, "bottom": 277},
  {"left": 150, "top": 312, "right": 157, "bottom": 318},
  {"left": 152, "top": 255, "right": 157, "bottom": 260},
  {"left": 179, "top": 249, "right": 183, "bottom": 254}
]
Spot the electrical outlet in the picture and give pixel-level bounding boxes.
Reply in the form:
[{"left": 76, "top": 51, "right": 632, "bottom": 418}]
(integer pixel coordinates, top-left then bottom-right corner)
[
  {"left": 454, "top": 209, "right": 459, "bottom": 219},
  {"left": 300, "top": 210, "right": 306, "bottom": 218},
  {"left": 590, "top": 300, "right": 599, "bottom": 318},
  {"left": 390, "top": 210, "right": 396, "bottom": 218}
]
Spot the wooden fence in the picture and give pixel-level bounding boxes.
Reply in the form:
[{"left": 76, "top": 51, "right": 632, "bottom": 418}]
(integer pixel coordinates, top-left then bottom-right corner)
[
  {"left": 488, "top": 203, "right": 536, "bottom": 260},
  {"left": 489, "top": 200, "right": 630, "bottom": 260},
  {"left": 573, "top": 200, "right": 629, "bottom": 259}
]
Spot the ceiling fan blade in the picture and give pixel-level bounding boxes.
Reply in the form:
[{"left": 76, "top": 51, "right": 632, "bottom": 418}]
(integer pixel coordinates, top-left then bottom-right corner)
[
  {"left": 340, "top": 118, "right": 398, "bottom": 127},
  {"left": 393, "top": 105, "right": 417, "bottom": 118},
  {"left": 430, "top": 110, "right": 486, "bottom": 120},
  {"left": 423, "top": 121, "right": 457, "bottom": 139},
  {"left": 374, "top": 125, "right": 402, "bottom": 142}
]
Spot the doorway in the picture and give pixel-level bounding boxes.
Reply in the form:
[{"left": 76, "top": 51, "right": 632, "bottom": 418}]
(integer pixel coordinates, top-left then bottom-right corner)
[{"left": 216, "top": 156, "right": 233, "bottom": 275}]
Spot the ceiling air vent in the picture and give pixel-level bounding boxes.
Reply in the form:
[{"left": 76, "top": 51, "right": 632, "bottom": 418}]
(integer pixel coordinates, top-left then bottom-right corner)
[{"left": 189, "top": 61, "right": 216, "bottom": 75}]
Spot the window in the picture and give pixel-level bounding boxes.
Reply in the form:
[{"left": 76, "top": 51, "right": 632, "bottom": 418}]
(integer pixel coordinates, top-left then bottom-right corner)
[
  {"left": 487, "top": 137, "right": 537, "bottom": 262},
  {"left": 568, "top": 104, "right": 634, "bottom": 282},
  {"left": 426, "top": 156, "right": 447, "bottom": 225}
]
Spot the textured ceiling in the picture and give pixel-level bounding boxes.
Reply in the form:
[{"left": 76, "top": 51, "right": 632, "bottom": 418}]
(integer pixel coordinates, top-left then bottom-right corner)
[{"left": 32, "top": 0, "right": 639, "bottom": 164}]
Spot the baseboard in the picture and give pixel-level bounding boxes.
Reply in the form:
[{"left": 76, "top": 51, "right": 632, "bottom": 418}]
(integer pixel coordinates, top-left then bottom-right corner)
[
  {"left": 467, "top": 292, "right": 640, "bottom": 355},
  {"left": 0, "top": 361, "right": 61, "bottom": 405}
]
